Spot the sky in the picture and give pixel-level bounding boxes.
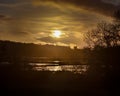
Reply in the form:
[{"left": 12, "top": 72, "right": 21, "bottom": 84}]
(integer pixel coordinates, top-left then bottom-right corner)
[{"left": 0, "top": 0, "right": 120, "bottom": 48}]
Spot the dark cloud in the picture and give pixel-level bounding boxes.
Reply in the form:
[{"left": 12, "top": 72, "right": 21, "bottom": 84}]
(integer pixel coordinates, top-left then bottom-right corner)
[
  {"left": 0, "top": 0, "right": 30, "bottom": 8},
  {"left": 102, "top": 0, "right": 120, "bottom": 6},
  {"left": 0, "top": 14, "right": 12, "bottom": 21},
  {"left": 37, "top": 36, "right": 79, "bottom": 44},
  {"left": 0, "top": 0, "right": 20, "bottom": 4},
  {"left": 32, "top": 0, "right": 120, "bottom": 16},
  {"left": 0, "top": 14, "right": 5, "bottom": 18},
  {"left": 0, "top": 0, "right": 119, "bottom": 16},
  {"left": 37, "top": 37, "right": 59, "bottom": 43},
  {"left": 10, "top": 31, "right": 30, "bottom": 36}
]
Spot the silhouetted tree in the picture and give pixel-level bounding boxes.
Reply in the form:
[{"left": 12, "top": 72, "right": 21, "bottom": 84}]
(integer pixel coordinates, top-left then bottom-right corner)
[{"left": 86, "top": 10, "right": 120, "bottom": 48}]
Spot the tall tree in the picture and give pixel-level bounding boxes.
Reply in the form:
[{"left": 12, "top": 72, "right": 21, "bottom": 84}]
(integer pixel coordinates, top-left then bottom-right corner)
[{"left": 85, "top": 10, "right": 120, "bottom": 48}]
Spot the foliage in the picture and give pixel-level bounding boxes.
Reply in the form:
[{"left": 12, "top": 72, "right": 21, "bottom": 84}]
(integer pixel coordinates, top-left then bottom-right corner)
[{"left": 86, "top": 10, "right": 120, "bottom": 48}]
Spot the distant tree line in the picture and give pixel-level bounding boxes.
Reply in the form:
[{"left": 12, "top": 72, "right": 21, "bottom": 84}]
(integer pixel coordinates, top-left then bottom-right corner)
[{"left": 0, "top": 40, "right": 90, "bottom": 62}]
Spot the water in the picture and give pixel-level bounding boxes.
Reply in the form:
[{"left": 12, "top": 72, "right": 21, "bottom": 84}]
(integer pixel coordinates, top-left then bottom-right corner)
[
  {"left": 27, "top": 62, "right": 89, "bottom": 74},
  {"left": 0, "top": 60, "right": 89, "bottom": 74}
]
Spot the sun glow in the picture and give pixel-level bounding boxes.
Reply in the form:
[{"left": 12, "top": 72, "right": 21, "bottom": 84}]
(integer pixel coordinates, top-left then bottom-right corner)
[{"left": 52, "top": 30, "right": 62, "bottom": 38}]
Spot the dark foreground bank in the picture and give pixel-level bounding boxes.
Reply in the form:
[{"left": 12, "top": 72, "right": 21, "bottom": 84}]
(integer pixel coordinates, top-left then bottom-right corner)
[{"left": 0, "top": 64, "right": 120, "bottom": 96}]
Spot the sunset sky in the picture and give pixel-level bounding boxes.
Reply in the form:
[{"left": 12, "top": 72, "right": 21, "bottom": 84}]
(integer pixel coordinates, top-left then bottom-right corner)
[{"left": 0, "top": 0, "right": 120, "bottom": 48}]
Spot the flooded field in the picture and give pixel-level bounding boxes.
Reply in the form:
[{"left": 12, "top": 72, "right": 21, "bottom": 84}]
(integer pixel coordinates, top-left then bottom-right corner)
[{"left": 27, "top": 62, "right": 89, "bottom": 74}]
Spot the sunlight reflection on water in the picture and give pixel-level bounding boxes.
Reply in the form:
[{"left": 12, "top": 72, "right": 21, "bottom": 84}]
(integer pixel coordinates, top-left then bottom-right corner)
[{"left": 28, "top": 62, "right": 89, "bottom": 74}]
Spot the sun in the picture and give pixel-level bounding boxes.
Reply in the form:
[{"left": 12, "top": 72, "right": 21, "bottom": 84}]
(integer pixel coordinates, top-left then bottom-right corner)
[{"left": 52, "top": 30, "right": 62, "bottom": 38}]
